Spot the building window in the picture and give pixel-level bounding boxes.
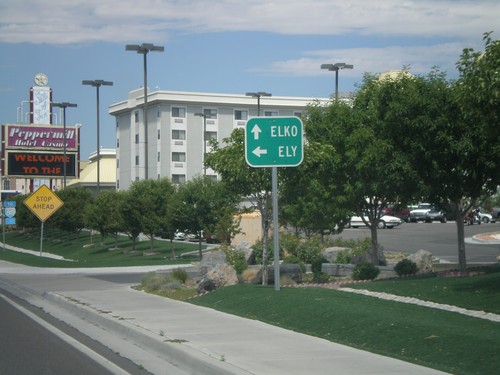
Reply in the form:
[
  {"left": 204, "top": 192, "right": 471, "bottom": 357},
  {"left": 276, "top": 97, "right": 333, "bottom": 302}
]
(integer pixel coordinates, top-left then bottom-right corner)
[
  {"left": 134, "top": 111, "right": 139, "bottom": 123},
  {"left": 172, "top": 107, "right": 186, "bottom": 118},
  {"left": 135, "top": 134, "right": 139, "bottom": 144},
  {"left": 205, "top": 131, "right": 217, "bottom": 141},
  {"left": 116, "top": 138, "right": 120, "bottom": 148},
  {"left": 116, "top": 159, "right": 119, "bottom": 168},
  {"left": 172, "top": 174, "right": 186, "bottom": 184},
  {"left": 234, "top": 110, "right": 248, "bottom": 120},
  {"left": 294, "top": 112, "right": 302, "bottom": 118},
  {"left": 203, "top": 108, "right": 218, "bottom": 119},
  {"left": 135, "top": 155, "right": 139, "bottom": 166},
  {"left": 157, "top": 129, "right": 161, "bottom": 139},
  {"left": 264, "top": 110, "right": 279, "bottom": 117},
  {"left": 172, "top": 130, "right": 186, "bottom": 140},
  {"left": 158, "top": 152, "right": 161, "bottom": 162},
  {"left": 172, "top": 152, "right": 186, "bottom": 162}
]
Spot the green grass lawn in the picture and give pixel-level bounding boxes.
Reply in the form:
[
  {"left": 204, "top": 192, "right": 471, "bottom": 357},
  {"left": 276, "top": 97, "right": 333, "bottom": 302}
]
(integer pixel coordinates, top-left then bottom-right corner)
[
  {"left": 0, "top": 229, "right": 201, "bottom": 267},
  {"left": 190, "top": 282, "right": 500, "bottom": 375}
]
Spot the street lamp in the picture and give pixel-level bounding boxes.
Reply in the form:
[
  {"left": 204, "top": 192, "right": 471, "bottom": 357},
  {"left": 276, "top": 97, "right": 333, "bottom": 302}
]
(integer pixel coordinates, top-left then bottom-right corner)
[
  {"left": 82, "top": 80, "right": 113, "bottom": 194},
  {"left": 52, "top": 102, "right": 77, "bottom": 189},
  {"left": 320, "top": 63, "right": 353, "bottom": 100},
  {"left": 125, "top": 43, "right": 164, "bottom": 180},
  {"left": 194, "top": 113, "right": 208, "bottom": 176},
  {"left": 245, "top": 92, "right": 272, "bottom": 117}
]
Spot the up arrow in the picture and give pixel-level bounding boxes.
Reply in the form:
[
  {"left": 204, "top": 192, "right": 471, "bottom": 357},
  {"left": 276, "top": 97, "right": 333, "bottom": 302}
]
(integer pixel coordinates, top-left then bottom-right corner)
[
  {"left": 251, "top": 124, "right": 262, "bottom": 140},
  {"left": 252, "top": 146, "right": 267, "bottom": 157}
]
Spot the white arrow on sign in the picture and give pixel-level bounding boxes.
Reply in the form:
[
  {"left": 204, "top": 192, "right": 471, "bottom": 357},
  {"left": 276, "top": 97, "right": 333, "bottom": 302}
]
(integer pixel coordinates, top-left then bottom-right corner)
[
  {"left": 251, "top": 124, "right": 262, "bottom": 140},
  {"left": 252, "top": 146, "right": 268, "bottom": 157}
]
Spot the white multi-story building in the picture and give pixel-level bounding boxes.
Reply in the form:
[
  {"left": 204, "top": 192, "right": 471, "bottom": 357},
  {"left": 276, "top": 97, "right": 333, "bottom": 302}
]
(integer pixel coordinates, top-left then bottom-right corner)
[{"left": 109, "top": 89, "right": 329, "bottom": 190}]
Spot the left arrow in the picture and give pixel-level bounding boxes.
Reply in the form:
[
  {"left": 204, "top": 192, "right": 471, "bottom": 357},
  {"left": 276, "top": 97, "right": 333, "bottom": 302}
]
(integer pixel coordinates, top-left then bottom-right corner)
[
  {"left": 251, "top": 124, "right": 262, "bottom": 140},
  {"left": 252, "top": 146, "right": 267, "bottom": 157}
]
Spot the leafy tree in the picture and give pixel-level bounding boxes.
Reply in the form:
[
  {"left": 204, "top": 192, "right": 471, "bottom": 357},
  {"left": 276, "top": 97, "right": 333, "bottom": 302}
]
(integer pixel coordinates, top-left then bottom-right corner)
[
  {"left": 128, "top": 178, "right": 175, "bottom": 251},
  {"left": 205, "top": 129, "right": 274, "bottom": 283},
  {"left": 83, "top": 190, "right": 123, "bottom": 246},
  {"left": 48, "top": 187, "right": 93, "bottom": 238},
  {"left": 281, "top": 101, "right": 355, "bottom": 238},
  {"left": 117, "top": 189, "right": 143, "bottom": 250},
  {"left": 14, "top": 194, "right": 38, "bottom": 230},
  {"left": 170, "top": 176, "right": 240, "bottom": 258}
]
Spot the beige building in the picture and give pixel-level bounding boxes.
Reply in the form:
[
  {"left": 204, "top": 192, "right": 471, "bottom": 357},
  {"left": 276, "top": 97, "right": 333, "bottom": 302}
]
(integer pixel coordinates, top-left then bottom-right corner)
[{"left": 67, "top": 149, "right": 116, "bottom": 194}]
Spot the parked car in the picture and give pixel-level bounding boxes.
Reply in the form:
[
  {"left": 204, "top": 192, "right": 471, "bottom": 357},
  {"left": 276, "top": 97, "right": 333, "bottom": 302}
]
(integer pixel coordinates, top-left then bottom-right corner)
[
  {"left": 424, "top": 208, "right": 448, "bottom": 223},
  {"left": 382, "top": 204, "right": 411, "bottom": 222},
  {"left": 174, "top": 231, "right": 186, "bottom": 241},
  {"left": 409, "top": 203, "right": 434, "bottom": 222},
  {"left": 348, "top": 214, "right": 403, "bottom": 229},
  {"left": 478, "top": 211, "right": 496, "bottom": 223}
]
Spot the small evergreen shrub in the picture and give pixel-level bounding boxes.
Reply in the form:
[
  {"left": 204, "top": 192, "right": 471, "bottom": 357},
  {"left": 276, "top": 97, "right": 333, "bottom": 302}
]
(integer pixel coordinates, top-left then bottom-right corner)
[
  {"left": 221, "top": 246, "right": 248, "bottom": 274},
  {"left": 172, "top": 267, "right": 189, "bottom": 284},
  {"left": 352, "top": 263, "right": 380, "bottom": 280},
  {"left": 335, "top": 249, "right": 352, "bottom": 264},
  {"left": 394, "top": 258, "right": 418, "bottom": 276}
]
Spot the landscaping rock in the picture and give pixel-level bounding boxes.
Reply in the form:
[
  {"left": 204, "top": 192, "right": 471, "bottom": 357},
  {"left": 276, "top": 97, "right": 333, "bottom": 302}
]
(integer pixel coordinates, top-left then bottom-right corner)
[
  {"left": 322, "top": 247, "right": 351, "bottom": 263},
  {"left": 196, "top": 263, "right": 238, "bottom": 293},
  {"left": 408, "top": 249, "right": 433, "bottom": 274},
  {"left": 235, "top": 241, "right": 253, "bottom": 261},
  {"left": 256, "top": 264, "right": 303, "bottom": 284},
  {"left": 199, "top": 251, "right": 227, "bottom": 276}
]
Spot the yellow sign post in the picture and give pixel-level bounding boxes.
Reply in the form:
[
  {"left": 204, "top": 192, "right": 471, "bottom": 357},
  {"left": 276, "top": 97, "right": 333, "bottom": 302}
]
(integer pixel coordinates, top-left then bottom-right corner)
[{"left": 24, "top": 184, "right": 64, "bottom": 255}]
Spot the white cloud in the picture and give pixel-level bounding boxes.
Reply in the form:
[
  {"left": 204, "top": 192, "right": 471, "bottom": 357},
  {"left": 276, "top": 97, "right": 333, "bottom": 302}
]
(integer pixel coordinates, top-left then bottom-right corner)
[
  {"left": 0, "top": 0, "right": 497, "bottom": 44},
  {"left": 251, "top": 42, "right": 466, "bottom": 78}
]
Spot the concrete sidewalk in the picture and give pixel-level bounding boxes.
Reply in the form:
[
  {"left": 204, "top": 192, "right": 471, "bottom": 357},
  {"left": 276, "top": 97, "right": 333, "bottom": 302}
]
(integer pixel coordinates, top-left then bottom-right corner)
[
  {"left": 43, "top": 285, "right": 448, "bottom": 375},
  {"left": 0, "top": 262, "right": 448, "bottom": 375}
]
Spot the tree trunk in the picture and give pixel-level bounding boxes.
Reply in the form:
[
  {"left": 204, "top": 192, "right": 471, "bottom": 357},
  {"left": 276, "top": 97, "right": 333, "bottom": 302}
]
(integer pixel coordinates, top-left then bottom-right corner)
[
  {"left": 368, "top": 224, "right": 380, "bottom": 265},
  {"left": 452, "top": 201, "right": 467, "bottom": 272}
]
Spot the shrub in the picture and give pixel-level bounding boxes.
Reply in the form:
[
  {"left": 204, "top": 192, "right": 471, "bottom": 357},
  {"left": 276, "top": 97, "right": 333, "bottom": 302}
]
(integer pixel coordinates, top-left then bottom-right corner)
[
  {"left": 280, "top": 233, "right": 301, "bottom": 257},
  {"left": 251, "top": 237, "right": 284, "bottom": 264},
  {"left": 221, "top": 246, "right": 248, "bottom": 274},
  {"left": 283, "top": 255, "right": 306, "bottom": 273},
  {"left": 312, "top": 272, "right": 331, "bottom": 283},
  {"left": 335, "top": 249, "right": 352, "bottom": 264},
  {"left": 296, "top": 236, "right": 323, "bottom": 264},
  {"left": 394, "top": 258, "right": 418, "bottom": 277},
  {"left": 311, "top": 256, "right": 328, "bottom": 275},
  {"left": 352, "top": 263, "right": 380, "bottom": 280},
  {"left": 172, "top": 267, "right": 189, "bottom": 284}
]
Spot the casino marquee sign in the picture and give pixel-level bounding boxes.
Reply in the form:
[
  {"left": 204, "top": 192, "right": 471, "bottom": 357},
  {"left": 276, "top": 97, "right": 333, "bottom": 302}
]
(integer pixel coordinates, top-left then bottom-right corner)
[{"left": 1, "top": 124, "right": 80, "bottom": 178}]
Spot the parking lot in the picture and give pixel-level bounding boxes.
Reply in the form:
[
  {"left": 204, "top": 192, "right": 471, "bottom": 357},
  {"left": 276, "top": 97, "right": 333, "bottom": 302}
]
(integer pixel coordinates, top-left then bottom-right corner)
[{"left": 333, "top": 221, "right": 500, "bottom": 264}]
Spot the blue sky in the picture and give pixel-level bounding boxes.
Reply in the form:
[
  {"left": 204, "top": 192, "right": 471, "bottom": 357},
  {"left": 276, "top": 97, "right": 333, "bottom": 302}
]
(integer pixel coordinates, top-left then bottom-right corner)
[{"left": 0, "top": 0, "right": 498, "bottom": 159}]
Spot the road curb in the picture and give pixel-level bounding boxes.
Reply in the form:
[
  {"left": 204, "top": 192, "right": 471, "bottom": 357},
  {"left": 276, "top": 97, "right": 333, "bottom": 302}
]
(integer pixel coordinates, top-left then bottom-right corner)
[{"left": 42, "top": 291, "right": 250, "bottom": 375}]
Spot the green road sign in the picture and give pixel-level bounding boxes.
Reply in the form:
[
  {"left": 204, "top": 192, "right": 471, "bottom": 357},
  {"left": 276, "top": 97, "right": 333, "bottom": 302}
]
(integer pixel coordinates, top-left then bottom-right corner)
[{"left": 245, "top": 116, "right": 303, "bottom": 167}]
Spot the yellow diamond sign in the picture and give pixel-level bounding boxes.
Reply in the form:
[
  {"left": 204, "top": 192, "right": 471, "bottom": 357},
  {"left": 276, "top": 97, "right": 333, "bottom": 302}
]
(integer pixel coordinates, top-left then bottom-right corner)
[{"left": 24, "top": 184, "right": 64, "bottom": 222}]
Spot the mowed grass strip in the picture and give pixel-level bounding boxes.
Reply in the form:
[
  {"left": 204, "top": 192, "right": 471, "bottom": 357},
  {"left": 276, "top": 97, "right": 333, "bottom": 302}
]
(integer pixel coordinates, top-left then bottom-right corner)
[
  {"left": 190, "top": 284, "right": 499, "bottom": 375},
  {"left": 347, "top": 267, "right": 500, "bottom": 314},
  {"left": 0, "top": 230, "right": 200, "bottom": 267}
]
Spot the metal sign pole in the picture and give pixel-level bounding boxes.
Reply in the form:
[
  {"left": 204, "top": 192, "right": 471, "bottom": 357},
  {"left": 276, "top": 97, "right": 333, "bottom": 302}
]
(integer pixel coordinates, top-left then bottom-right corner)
[
  {"left": 272, "top": 166, "right": 280, "bottom": 291},
  {"left": 40, "top": 221, "right": 44, "bottom": 256}
]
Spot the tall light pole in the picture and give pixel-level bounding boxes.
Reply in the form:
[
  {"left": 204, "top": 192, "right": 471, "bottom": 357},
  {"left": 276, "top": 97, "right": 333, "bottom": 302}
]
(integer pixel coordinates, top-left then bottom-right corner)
[
  {"left": 52, "top": 102, "right": 77, "bottom": 189},
  {"left": 125, "top": 43, "right": 164, "bottom": 180},
  {"left": 194, "top": 113, "right": 208, "bottom": 176},
  {"left": 246, "top": 92, "right": 272, "bottom": 117},
  {"left": 321, "top": 63, "right": 353, "bottom": 100},
  {"left": 82, "top": 80, "right": 113, "bottom": 194}
]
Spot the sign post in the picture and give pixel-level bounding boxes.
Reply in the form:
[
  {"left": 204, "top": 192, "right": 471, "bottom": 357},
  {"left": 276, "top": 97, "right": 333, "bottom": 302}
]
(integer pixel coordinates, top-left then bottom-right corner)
[
  {"left": 23, "top": 185, "right": 64, "bottom": 256},
  {"left": 245, "top": 117, "right": 304, "bottom": 291}
]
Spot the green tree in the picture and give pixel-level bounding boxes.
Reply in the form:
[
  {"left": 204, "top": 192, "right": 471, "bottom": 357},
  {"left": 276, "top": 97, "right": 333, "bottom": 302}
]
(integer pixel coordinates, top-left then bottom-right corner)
[
  {"left": 48, "top": 187, "right": 93, "bottom": 238},
  {"left": 117, "top": 189, "right": 143, "bottom": 250},
  {"left": 171, "top": 176, "right": 240, "bottom": 258},
  {"left": 280, "top": 102, "right": 353, "bottom": 238},
  {"left": 128, "top": 178, "right": 175, "bottom": 251},
  {"left": 83, "top": 190, "right": 123, "bottom": 246},
  {"left": 205, "top": 129, "right": 274, "bottom": 283}
]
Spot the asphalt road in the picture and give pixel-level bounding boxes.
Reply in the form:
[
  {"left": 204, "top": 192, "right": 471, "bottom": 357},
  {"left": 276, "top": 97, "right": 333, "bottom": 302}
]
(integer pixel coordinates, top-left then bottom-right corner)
[{"left": 332, "top": 221, "right": 500, "bottom": 263}]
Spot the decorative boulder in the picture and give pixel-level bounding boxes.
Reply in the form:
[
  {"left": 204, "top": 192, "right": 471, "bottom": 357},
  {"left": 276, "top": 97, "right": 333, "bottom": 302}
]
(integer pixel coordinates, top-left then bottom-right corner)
[
  {"left": 256, "top": 264, "right": 302, "bottom": 284},
  {"left": 235, "top": 241, "right": 253, "bottom": 261},
  {"left": 199, "top": 251, "right": 227, "bottom": 276},
  {"left": 407, "top": 250, "right": 433, "bottom": 274},
  {"left": 196, "top": 263, "right": 239, "bottom": 293},
  {"left": 322, "top": 247, "right": 351, "bottom": 263}
]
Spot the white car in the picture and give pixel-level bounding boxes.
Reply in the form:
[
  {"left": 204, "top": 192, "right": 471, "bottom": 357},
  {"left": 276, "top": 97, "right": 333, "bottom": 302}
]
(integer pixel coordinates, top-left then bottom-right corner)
[
  {"left": 478, "top": 211, "right": 496, "bottom": 223},
  {"left": 348, "top": 214, "right": 403, "bottom": 229}
]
